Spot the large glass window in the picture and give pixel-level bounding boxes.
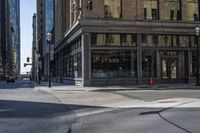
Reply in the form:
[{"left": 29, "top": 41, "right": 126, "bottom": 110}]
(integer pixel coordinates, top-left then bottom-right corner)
[
  {"left": 62, "top": 37, "right": 82, "bottom": 78},
  {"left": 162, "top": 0, "right": 181, "bottom": 20},
  {"left": 92, "top": 50, "right": 137, "bottom": 78},
  {"left": 185, "top": 0, "right": 199, "bottom": 21},
  {"left": 144, "top": 0, "right": 158, "bottom": 20},
  {"left": 104, "top": 0, "right": 121, "bottom": 18}
]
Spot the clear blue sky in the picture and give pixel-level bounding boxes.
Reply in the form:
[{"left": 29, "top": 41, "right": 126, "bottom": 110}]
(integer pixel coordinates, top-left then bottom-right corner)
[{"left": 20, "top": 0, "right": 36, "bottom": 74}]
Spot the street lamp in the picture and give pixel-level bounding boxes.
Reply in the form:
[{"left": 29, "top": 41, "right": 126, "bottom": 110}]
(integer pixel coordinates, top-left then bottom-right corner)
[
  {"left": 195, "top": 25, "right": 200, "bottom": 86},
  {"left": 47, "top": 32, "right": 53, "bottom": 87}
]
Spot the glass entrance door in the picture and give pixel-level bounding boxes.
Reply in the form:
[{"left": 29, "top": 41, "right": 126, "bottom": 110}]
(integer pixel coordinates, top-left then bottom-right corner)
[{"left": 161, "top": 58, "right": 178, "bottom": 82}]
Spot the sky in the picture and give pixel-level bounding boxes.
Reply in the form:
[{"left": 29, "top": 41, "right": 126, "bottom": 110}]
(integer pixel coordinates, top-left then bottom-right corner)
[{"left": 20, "top": 0, "right": 36, "bottom": 74}]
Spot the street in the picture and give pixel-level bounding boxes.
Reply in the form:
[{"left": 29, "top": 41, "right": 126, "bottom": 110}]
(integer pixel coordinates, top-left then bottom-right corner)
[
  {"left": 0, "top": 80, "right": 76, "bottom": 133},
  {"left": 1, "top": 81, "right": 200, "bottom": 133}
]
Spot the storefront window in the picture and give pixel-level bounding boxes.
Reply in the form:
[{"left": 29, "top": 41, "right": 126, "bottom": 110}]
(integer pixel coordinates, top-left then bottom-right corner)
[
  {"left": 144, "top": 0, "right": 158, "bottom": 20},
  {"left": 142, "top": 51, "right": 157, "bottom": 78},
  {"left": 185, "top": 0, "right": 199, "bottom": 21},
  {"left": 92, "top": 50, "right": 137, "bottom": 78},
  {"left": 104, "top": 0, "right": 121, "bottom": 18},
  {"left": 161, "top": 0, "right": 181, "bottom": 20},
  {"left": 62, "top": 37, "right": 82, "bottom": 78}
]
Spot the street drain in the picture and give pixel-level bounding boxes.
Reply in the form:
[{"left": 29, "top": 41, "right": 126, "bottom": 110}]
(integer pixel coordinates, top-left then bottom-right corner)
[{"left": 158, "top": 101, "right": 177, "bottom": 103}]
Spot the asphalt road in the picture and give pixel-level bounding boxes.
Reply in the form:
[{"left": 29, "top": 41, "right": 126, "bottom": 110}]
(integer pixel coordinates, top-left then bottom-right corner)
[
  {"left": 70, "top": 90, "right": 200, "bottom": 133},
  {"left": 0, "top": 80, "right": 77, "bottom": 133}
]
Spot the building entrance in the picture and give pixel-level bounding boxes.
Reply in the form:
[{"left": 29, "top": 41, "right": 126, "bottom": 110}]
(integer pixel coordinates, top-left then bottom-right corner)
[{"left": 161, "top": 58, "right": 178, "bottom": 83}]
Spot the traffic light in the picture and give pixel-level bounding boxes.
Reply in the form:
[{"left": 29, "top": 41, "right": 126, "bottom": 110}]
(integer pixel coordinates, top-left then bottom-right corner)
[
  {"left": 87, "top": 0, "right": 93, "bottom": 10},
  {"left": 24, "top": 63, "right": 26, "bottom": 67},
  {"left": 27, "top": 57, "right": 30, "bottom": 62}
]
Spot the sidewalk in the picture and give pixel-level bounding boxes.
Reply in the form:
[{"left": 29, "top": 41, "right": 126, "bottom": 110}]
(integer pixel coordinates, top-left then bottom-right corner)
[{"left": 34, "top": 82, "right": 200, "bottom": 92}]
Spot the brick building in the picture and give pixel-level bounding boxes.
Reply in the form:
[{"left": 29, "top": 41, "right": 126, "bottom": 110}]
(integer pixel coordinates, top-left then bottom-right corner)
[{"left": 54, "top": 0, "right": 200, "bottom": 86}]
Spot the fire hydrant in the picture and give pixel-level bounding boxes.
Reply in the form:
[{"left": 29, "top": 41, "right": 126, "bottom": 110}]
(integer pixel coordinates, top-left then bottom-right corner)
[{"left": 148, "top": 78, "right": 153, "bottom": 86}]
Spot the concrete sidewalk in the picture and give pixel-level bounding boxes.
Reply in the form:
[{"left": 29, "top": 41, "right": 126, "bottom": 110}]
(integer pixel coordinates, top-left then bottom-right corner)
[{"left": 34, "top": 82, "right": 200, "bottom": 92}]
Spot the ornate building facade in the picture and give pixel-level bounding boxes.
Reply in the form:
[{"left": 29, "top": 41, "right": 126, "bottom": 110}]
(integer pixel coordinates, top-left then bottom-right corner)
[{"left": 54, "top": 0, "right": 200, "bottom": 86}]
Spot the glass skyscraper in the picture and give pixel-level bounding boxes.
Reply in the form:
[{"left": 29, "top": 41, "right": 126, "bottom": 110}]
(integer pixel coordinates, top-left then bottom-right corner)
[{"left": 9, "top": 0, "right": 20, "bottom": 78}]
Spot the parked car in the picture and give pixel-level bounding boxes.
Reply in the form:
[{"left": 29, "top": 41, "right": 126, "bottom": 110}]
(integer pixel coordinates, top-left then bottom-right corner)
[{"left": 6, "top": 76, "right": 15, "bottom": 83}]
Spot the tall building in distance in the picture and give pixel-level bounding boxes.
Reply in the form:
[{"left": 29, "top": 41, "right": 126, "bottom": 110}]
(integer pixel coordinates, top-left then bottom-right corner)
[
  {"left": 53, "top": 0, "right": 200, "bottom": 86},
  {"left": 43, "top": 0, "right": 54, "bottom": 80},
  {"left": 36, "top": 0, "right": 45, "bottom": 82},
  {"left": 9, "top": 0, "right": 21, "bottom": 79},
  {"left": 0, "top": 0, "right": 20, "bottom": 80},
  {"left": 36, "top": 0, "right": 54, "bottom": 81}
]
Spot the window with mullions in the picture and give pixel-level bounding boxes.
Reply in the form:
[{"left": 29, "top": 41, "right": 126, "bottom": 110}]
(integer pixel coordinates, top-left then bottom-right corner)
[
  {"left": 106, "top": 34, "right": 121, "bottom": 46},
  {"left": 104, "top": 0, "right": 121, "bottom": 18},
  {"left": 91, "top": 33, "right": 137, "bottom": 47},
  {"left": 144, "top": 0, "right": 158, "bottom": 20},
  {"left": 142, "top": 35, "right": 158, "bottom": 47},
  {"left": 161, "top": 0, "right": 181, "bottom": 20},
  {"left": 121, "top": 34, "right": 137, "bottom": 46},
  {"left": 92, "top": 50, "right": 137, "bottom": 78},
  {"left": 185, "top": 0, "right": 199, "bottom": 21}
]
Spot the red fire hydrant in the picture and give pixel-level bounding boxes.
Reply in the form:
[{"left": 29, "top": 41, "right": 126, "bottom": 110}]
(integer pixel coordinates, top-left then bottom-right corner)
[{"left": 148, "top": 78, "right": 153, "bottom": 86}]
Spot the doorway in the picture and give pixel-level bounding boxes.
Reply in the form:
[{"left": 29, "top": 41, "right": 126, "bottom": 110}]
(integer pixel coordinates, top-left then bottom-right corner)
[{"left": 161, "top": 58, "right": 178, "bottom": 83}]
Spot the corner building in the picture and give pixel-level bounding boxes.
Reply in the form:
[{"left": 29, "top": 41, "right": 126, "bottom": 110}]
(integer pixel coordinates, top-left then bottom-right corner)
[{"left": 54, "top": 0, "right": 200, "bottom": 86}]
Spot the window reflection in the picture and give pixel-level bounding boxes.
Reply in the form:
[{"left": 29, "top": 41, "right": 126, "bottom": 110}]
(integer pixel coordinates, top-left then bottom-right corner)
[{"left": 92, "top": 50, "right": 137, "bottom": 78}]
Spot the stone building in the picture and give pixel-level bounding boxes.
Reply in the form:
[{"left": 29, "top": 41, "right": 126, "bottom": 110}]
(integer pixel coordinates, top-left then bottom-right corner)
[
  {"left": 36, "top": 0, "right": 45, "bottom": 81},
  {"left": 54, "top": 0, "right": 200, "bottom": 86}
]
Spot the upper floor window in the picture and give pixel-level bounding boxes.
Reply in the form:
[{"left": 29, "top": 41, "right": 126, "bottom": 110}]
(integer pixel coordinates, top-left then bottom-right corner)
[
  {"left": 162, "top": 0, "right": 181, "bottom": 20},
  {"left": 185, "top": 0, "right": 199, "bottom": 21},
  {"left": 144, "top": 0, "right": 158, "bottom": 20},
  {"left": 104, "top": 0, "right": 121, "bottom": 18}
]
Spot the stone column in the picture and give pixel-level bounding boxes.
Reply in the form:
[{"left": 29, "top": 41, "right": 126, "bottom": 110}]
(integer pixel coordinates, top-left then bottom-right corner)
[
  {"left": 137, "top": 34, "right": 142, "bottom": 85},
  {"left": 82, "top": 33, "right": 91, "bottom": 86}
]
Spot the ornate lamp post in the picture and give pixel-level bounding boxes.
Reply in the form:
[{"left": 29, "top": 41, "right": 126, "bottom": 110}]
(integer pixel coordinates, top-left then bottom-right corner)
[
  {"left": 47, "top": 32, "right": 53, "bottom": 87},
  {"left": 195, "top": 26, "right": 200, "bottom": 86}
]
